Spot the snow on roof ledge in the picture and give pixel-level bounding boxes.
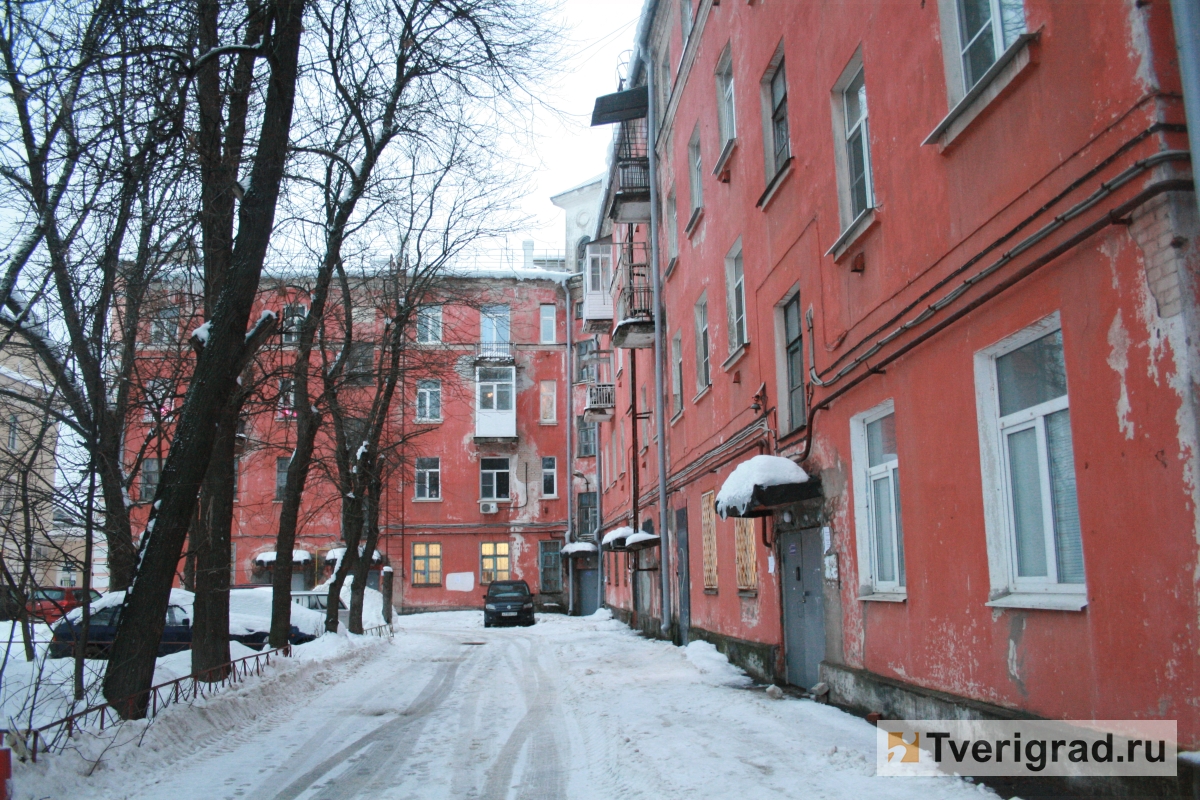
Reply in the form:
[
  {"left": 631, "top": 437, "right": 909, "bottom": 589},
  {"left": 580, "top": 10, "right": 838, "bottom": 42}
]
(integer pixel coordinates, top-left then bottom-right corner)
[
  {"left": 561, "top": 541, "right": 597, "bottom": 555},
  {"left": 324, "top": 547, "right": 383, "bottom": 563},
  {"left": 715, "top": 455, "right": 809, "bottom": 518},
  {"left": 601, "top": 526, "right": 634, "bottom": 547},
  {"left": 254, "top": 549, "right": 312, "bottom": 564},
  {"left": 623, "top": 532, "right": 660, "bottom": 549}
]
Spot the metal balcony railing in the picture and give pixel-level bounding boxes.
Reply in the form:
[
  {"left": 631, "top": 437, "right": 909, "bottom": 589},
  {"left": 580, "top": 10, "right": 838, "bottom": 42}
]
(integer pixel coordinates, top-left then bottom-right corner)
[
  {"left": 614, "top": 119, "right": 650, "bottom": 195},
  {"left": 475, "top": 341, "right": 512, "bottom": 360},
  {"left": 586, "top": 383, "right": 616, "bottom": 410},
  {"left": 617, "top": 240, "right": 653, "bottom": 319}
]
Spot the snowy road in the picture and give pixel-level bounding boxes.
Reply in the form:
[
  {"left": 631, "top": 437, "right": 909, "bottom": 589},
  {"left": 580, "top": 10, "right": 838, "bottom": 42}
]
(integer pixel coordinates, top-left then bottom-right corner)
[{"left": 21, "top": 612, "right": 995, "bottom": 800}]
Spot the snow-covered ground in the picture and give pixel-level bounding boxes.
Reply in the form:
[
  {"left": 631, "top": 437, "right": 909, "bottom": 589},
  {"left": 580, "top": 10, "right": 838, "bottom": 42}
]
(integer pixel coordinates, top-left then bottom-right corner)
[{"left": 13, "top": 611, "right": 996, "bottom": 800}]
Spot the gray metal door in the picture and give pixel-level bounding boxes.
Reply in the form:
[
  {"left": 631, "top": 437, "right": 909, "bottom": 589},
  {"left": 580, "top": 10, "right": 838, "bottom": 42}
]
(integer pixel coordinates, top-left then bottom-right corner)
[
  {"left": 780, "top": 528, "right": 825, "bottom": 688},
  {"left": 577, "top": 569, "right": 598, "bottom": 616},
  {"left": 675, "top": 508, "right": 691, "bottom": 642}
]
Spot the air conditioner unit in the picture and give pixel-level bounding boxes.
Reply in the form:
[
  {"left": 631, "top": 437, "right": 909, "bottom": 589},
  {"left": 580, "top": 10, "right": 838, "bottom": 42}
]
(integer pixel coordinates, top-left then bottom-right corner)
[{"left": 480, "top": 502, "right": 499, "bottom": 514}]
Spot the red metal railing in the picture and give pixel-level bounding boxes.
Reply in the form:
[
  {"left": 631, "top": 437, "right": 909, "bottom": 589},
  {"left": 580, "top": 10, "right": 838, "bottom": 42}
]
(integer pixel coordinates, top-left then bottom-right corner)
[{"left": 26, "top": 644, "right": 291, "bottom": 761}]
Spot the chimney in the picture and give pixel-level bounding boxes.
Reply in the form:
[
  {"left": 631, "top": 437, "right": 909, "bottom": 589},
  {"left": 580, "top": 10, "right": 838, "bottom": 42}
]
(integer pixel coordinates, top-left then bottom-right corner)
[{"left": 522, "top": 239, "right": 535, "bottom": 269}]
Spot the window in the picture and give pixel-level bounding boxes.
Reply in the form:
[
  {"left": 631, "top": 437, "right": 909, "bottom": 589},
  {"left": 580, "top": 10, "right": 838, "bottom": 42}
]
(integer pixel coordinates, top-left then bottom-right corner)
[
  {"left": 640, "top": 386, "right": 650, "bottom": 447},
  {"left": 343, "top": 417, "right": 368, "bottom": 451},
  {"left": 282, "top": 303, "right": 306, "bottom": 345},
  {"left": 480, "top": 304, "right": 510, "bottom": 355},
  {"left": 575, "top": 339, "right": 597, "bottom": 383},
  {"left": 478, "top": 368, "right": 514, "bottom": 411},
  {"left": 480, "top": 541, "right": 510, "bottom": 583},
  {"left": 539, "top": 381, "right": 556, "bottom": 423},
  {"left": 701, "top": 490, "right": 718, "bottom": 590},
  {"left": 715, "top": 46, "right": 736, "bottom": 146},
  {"left": 574, "top": 300, "right": 583, "bottom": 320},
  {"left": 783, "top": 295, "right": 805, "bottom": 431},
  {"left": 666, "top": 192, "right": 679, "bottom": 261},
  {"left": 725, "top": 247, "right": 746, "bottom": 353},
  {"left": 577, "top": 417, "right": 597, "bottom": 457},
  {"left": 541, "top": 456, "right": 557, "bottom": 497},
  {"left": 345, "top": 342, "right": 374, "bottom": 386},
  {"left": 670, "top": 332, "right": 683, "bottom": 415},
  {"left": 416, "top": 380, "right": 441, "bottom": 422},
  {"left": 142, "top": 457, "right": 162, "bottom": 498},
  {"left": 838, "top": 63, "right": 873, "bottom": 222},
  {"left": 694, "top": 296, "right": 710, "bottom": 390},
  {"left": 688, "top": 127, "right": 703, "bottom": 213},
  {"left": 149, "top": 307, "right": 179, "bottom": 346},
  {"left": 6, "top": 413, "right": 16, "bottom": 451},
  {"left": 734, "top": 518, "right": 758, "bottom": 591},
  {"left": 955, "top": 0, "right": 1026, "bottom": 92},
  {"left": 144, "top": 378, "right": 175, "bottom": 421},
  {"left": 657, "top": 47, "right": 672, "bottom": 129},
  {"left": 412, "top": 542, "right": 442, "bottom": 585},
  {"left": 278, "top": 378, "right": 296, "bottom": 418},
  {"left": 539, "top": 305, "right": 556, "bottom": 344},
  {"left": 275, "top": 456, "right": 291, "bottom": 501},
  {"left": 976, "top": 317, "right": 1084, "bottom": 606},
  {"left": 540, "top": 540, "right": 563, "bottom": 592},
  {"left": 578, "top": 492, "right": 598, "bottom": 539},
  {"left": 766, "top": 58, "right": 790, "bottom": 176},
  {"left": 587, "top": 244, "right": 612, "bottom": 293},
  {"left": 416, "top": 305, "right": 442, "bottom": 343},
  {"left": 480, "top": 457, "right": 510, "bottom": 500},
  {"left": 680, "top": 0, "right": 693, "bottom": 43},
  {"left": 854, "top": 408, "right": 904, "bottom": 593},
  {"left": 415, "top": 457, "right": 440, "bottom": 500}
]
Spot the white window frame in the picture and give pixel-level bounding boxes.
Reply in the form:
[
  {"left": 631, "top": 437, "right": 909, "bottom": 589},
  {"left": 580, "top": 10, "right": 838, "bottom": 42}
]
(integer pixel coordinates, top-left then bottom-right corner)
[
  {"left": 945, "top": 0, "right": 1027, "bottom": 97},
  {"left": 416, "top": 379, "right": 442, "bottom": 422},
  {"left": 694, "top": 295, "right": 710, "bottom": 391},
  {"left": 715, "top": 45, "right": 736, "bottom": 146},
  {"left": 724, "top": 241, "right": 747, "bottom": 355},
  {"left": 539, "top": 304, "right": 556, "bottom": 344},
  {"left": 415, "top": 457, "right": 441, "bottom": 500},
  {"left": 541, "top": 456, "right": 557, "bottom": 498},
  {"left": 539, "top": 379, "right": 557, "bottom": 423},
  {"left": 679, "top": 0, "right": 693, "bottom": 45},
  {"left": 688, "top": 127, "right": 703, "bottom": 214},
  {"left": 670, "top": 331, "right": 683, "bottom": 416},
  {"left": 480, "top": 304, "right": 510, "bottom": 355},
  {"left": 480, "top": 457, "right": 511, "bottom": 501},
  {"left": 416, "top": 305, "right": 442, "bottom": 344},
  {"left": 851, "top": 401, "right": 906, "bottom": 599},
  {"left": 829, "top": 51, "right": 875, "bottom": 237},
  {"left": 974, "top": 312, "right": 1087, "bottom": 611},
  {"left": 477, "top": 367, "right": 514, "bottom": 412},
  {"left": 666, "top": 192, "right": 679, "bottom": 261},
  {"left": 282, "top": 303, "right": 307, "bottom": 345}
]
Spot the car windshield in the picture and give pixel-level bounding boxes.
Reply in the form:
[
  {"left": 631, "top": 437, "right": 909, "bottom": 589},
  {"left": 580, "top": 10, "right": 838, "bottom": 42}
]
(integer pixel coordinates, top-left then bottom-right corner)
[
  {"left": 89, "top": 607, "right": 119, "bottom": 626},
  {"left": 88, "top": 590, "right": 102, "bottom": 601},
  {"left": 165, "top": 605, "right": 188, "bottom": 626},
  {"left": 35, "top": 589, "right": 65, "bottom": 601},
  {"left": 488, "top": 584, "right": 529, "bottom": 600}
]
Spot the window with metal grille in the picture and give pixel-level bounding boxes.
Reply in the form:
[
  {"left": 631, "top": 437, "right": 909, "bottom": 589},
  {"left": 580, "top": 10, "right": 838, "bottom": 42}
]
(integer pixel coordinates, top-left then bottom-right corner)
[
  {"left": 480, "top": 541, "right": 510, "bottom": 583},
  {"left": 415, "top": 457, "right": 440, "bottom": 499},
  {"left": 734, "top": 517, "right": 758, "bottom": 591},
  {"left": 701, "top": 490, "right": 718, "bottom": 590},
  {"left": 539, "top": 540, "right": 562, "bottom": 593},
  {"left": 412, "top": 542, "right": 441, "bottom": 585}
]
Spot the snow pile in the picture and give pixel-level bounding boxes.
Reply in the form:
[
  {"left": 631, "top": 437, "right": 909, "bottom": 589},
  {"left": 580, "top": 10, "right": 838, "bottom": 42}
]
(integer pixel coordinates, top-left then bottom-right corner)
[
  {"left": 227, "top": 587, "right": 326, "bottom": 637},
  {"left": 315, "top": 575, "right": 387, "bottom": 629},
  {"left": 252, "top": 549, "right": 313, "bottom": 564},
  {"left": 324, "top": 546, "right": 382, "bottom": 563},
  {"left": 561, "top": 541, "right": 597, "bottom": 555},
  {"left": 601, "top": 526, "right": 633, "bottom": 547},
  {"left": 445, "top": 266, "right": 572, "bottom": 283},
  {"left": 684, "top": 640, "right": 754, "bottom": 687},
  {"left": 585, "top": 608, "right": 613, "bottom": 621},
  {"left": 715, "top": 455, "right": 809, "bottom": 517},
  {"left": 623, "top": 531, "right": 659, "bottom": 548}
]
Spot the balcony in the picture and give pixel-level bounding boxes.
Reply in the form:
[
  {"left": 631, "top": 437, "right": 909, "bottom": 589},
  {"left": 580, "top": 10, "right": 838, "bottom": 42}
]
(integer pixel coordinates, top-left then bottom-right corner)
[
  {"left": 474, "top": 341, "right": 514, "bottom": 364},
  {"left": 611, "top": 241, "right": 655, "bottom": 349},
  {"left": 583, "top": 383, "right": 616, "bottom": 423},
  {"left": 608, "top": 119, "right": 651, "bottom": 223}
]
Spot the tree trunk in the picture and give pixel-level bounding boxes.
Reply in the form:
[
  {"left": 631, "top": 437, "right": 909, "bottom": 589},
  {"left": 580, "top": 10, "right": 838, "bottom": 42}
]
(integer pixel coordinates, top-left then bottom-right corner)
[
  {"left": 192, "top": 399, "right": 239, "bottom": 680},
  {"left": 270, "top": 410, "right": 319, "bottom": 648},
  {"left": 96, "top": 448, "right": 136, "bottom": 592},
  {"left": 324, "top": 548, "right": 356, "bottom": 634},
  {"left": 381, "top": 567, "right": 393, "bottom": 625},
  {"left": 349, "top": 470, "right": 382, "bottom": 633}
]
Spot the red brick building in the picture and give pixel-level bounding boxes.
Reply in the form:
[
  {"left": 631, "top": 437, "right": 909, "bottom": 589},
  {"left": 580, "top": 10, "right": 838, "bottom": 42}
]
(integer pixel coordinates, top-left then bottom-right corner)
[{"left": 582, "top": 0, "right": 1200, "bottom": 747}]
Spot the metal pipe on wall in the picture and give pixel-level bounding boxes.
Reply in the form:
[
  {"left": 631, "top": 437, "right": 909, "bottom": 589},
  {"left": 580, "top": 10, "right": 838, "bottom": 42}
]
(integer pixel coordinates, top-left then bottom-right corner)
[{"left": 1171, "top": 0, "right": 1200, "bottom": 215}]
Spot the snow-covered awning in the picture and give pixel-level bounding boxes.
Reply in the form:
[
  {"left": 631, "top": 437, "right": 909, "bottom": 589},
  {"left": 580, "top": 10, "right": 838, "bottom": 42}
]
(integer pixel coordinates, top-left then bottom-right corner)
[
  {"left": 253, "top": 549, "right": 312, "bottom": 565},
  {"left": 623, "top": 531, "right": 660, "bottom": 551},
  {"left": 561, "top": 541, "right": 597, "bottom": 556},
  {"left": 715, "top": 455, "right": 813, "bottom": 518},
  {"left": 601, "top": 526, "right": 634, "bottom": 550},
  {"left": 324, "top": 547, "right": 383, "bottom": 564}
]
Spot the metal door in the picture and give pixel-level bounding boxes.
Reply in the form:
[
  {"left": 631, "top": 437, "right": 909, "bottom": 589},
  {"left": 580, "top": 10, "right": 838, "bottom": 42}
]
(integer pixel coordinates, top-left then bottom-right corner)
[
  {"left": 577, "top": 569, "right": 598, "bottom": 615},
  {"left": 675, "top": 508, "right": 691, "bottom": 643},
  {"left": 780, "top": 528, "right": 825, "bottom": 688}
]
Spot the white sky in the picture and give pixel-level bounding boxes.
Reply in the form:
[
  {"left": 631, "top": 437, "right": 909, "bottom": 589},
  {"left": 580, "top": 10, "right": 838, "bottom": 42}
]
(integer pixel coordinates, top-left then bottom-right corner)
[{"left": 506, "top": 0, "right": 645, "bottom": 256}]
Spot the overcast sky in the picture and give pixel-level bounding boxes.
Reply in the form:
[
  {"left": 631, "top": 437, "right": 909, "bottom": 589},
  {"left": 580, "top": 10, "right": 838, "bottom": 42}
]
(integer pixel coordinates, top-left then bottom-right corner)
[{"left": 506, "top": 0, "right": 645, "bottom": 257}]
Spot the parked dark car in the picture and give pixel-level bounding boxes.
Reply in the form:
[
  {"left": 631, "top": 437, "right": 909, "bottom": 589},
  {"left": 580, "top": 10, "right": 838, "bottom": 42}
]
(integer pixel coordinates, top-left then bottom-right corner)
[
  {"left": 483, "top": 580, "right": 535, "bottom": 628},
  {"left": 48, "top": 603, "right": 192, "bottom": 658},
  {"left": 48, "top": 604, "right": 315, "bottom": 658},
  {"left": 27, "top": 587, "right": 102, "bottom": 623}
]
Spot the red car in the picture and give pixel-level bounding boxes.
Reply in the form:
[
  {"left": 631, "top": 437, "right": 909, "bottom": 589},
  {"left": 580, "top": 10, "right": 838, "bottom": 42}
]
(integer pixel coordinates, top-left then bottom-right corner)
[{"left": 27, "top": 587, "right": 101, "bottom": 623}]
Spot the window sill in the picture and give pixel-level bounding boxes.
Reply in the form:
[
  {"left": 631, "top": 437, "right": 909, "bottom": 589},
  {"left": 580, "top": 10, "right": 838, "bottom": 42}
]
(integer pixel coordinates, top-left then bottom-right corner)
[
  {"left": 684, "top": 206, "right": 704, "bottom": 238},
  {"left": 986, "top": 591, "right": 1087, "bottom": 612},
  {"left": 539, "top": 420, "right": 558, "bottom": 426},
  {"left": 737, "top": 589, "right": 758, "bottom": 598},
  {"left": 859, "top": 591, "right": 907, "bottom": 603},
  {"left": 722, "top": 343, "right": 748, "bottom": 372},
  {"left": 825, "top": 208, "right": 878, "bottom": 262},
  {"left": 412, "top": 497, "right": 443, "bottom": 503},
  {"left": 923, "top": 32, "right": 1040, "bottom": 150},
  {"left": 692, "top": 384, "right": 712, "bottom": 404},
  {"left": 756, "top": 157, "right": 794, "bottom": 210},
  {"left": 712, "top": 137, "right": 737, "bottom": 182},
  {"left": 664, "top": 255, "right": 678, "bottom": 281},
  {"left": 670, "top": 408, "right": 684, "bottom": 427},
  {"left": 541, "top": 496, "right": 559, "bottom": 500},
  {"left": 415, "top": 418, "right": 442, "bottom": 425},
  {"left": 703, "top": 588, "right": 718, "bottom": 595},
  {"left": 411, "top": 583, "right": 442, "bottom": 589}
]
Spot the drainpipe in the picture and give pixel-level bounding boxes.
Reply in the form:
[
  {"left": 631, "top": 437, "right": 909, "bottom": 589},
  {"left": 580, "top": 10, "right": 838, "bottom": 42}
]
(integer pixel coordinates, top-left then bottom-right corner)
[
  {"left": 644, "top": 53, "right": 673, "bottom": 641},
  {"left": 1170, "top": 0, "right": 1200, "bottom": 215},
  {"left": 565, "top": 281, "right": 574, "bottom": 614},
  {"left": 596, "top": 425, "right": 605, "bottom": 611}
]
